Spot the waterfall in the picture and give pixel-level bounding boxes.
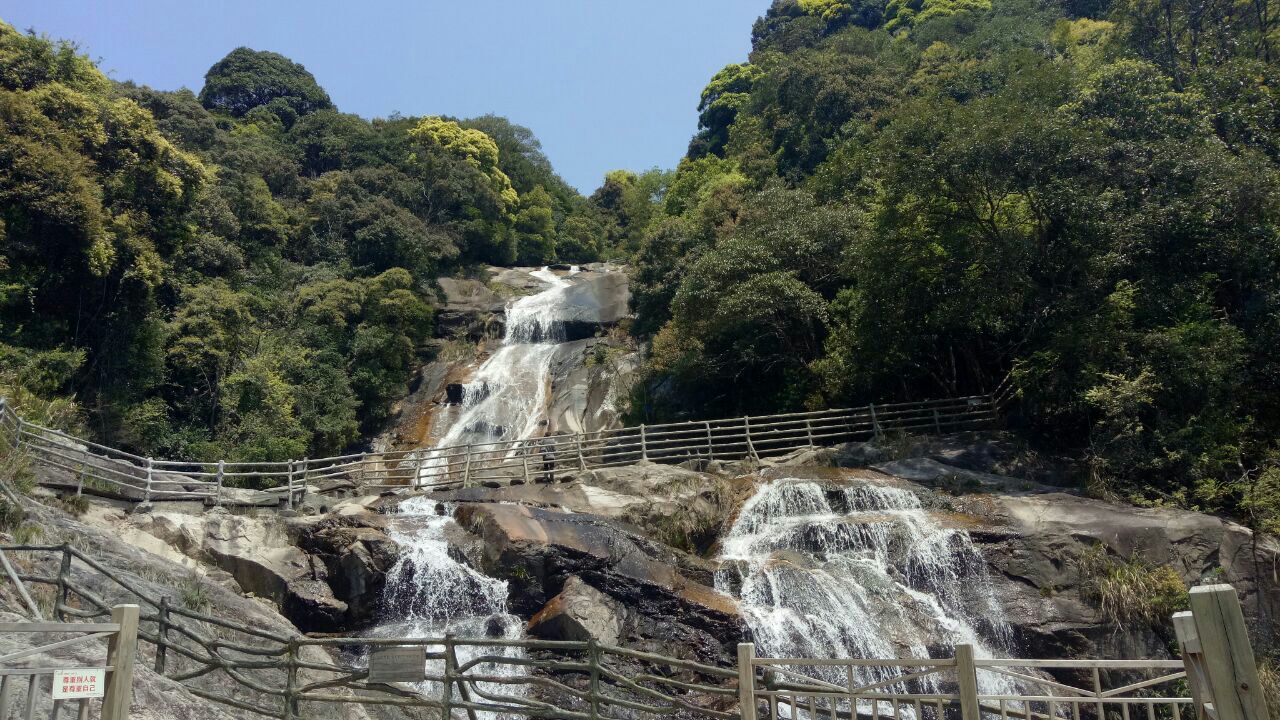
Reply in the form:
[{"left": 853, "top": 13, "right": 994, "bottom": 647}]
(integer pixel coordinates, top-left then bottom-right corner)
[
  {"left": 378, "top": 267, "right": 588, "bottom": 712},
  {"left": 374, "top": 496, "right": 526, "bottom": 712},
  {"left": 716, "top": 478, "right": 1016, "bottom": 700},
  {"left": 419, "top": 267, "right": 578, "bottom": 483}
]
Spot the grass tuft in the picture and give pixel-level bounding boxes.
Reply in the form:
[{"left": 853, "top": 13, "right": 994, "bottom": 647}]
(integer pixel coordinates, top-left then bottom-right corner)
[{"left": 1078, "top": 544, "right": 1188, "bottom": 629}]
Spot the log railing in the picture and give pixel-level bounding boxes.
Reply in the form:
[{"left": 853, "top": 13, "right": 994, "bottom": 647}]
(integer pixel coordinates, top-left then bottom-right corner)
[
  {"left": 0, "top": 544, "right": 737, "bottom": 720},
  {"left": 0, "top": 545, "right": 1264, "bottom": 720},
  {"left": 0, "top": 392, "right": 997, "bottom": 505}
]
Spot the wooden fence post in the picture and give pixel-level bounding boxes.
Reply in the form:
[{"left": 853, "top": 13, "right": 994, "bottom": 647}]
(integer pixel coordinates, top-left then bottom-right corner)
[
  {"left": 805, "top": 418, "right": 815, "bottom": 448},
  {"left": 955, "top": 643, "right": 980, "bottom": 720},
  {"left": 103, "top": 604, "right": 139, "bottom": 720},
  {"left": 1186, "top": 584, "right": 1268, "bottom": 720},
  {"left": 442, "top": 634, "right": 455, "bottom": 720},
  {"left": 54, "top": 549, "right": 71, "bottom": 621},
  {"left": 286, "top": 460, "right": 295, "bottom": 511},
  {"left": 521, "top": 442, "right": 531, "bottom": 483},
  {"left": 154, "top": 596, "right": 170, "bottom": 674},
  {"left": 588, "top": 638, "right": 601, "bottom": 720},
  {"left": 283, "top": 639, "right": 299, "bottom": 720},
  {"left": 704, "top": 421, "right": 713, "bottom": 458},
  {"left": 737, "top": 643, "right": 757, "bottom": 720},
  {"left": 299, "top": 457, "right": 309, "bottom": 505},
  {"left": 933, "top": 408, "right": 942, "bottom": 434},
  {"left": 214, "top": 460, "right": 224, "bottom": 507},
  {"left": 577, "top": 434, "right": 587, "bottom": 471},
  {"left": 640, "top": 425, "right": 648, "bottom": 461},
  {"left": 143, "top": 457, "right": 154, "bottom": 504},
  {"left": 743, "top": 417, "right": 758, "bottom": 461},
  {"left": 869, "top": 404, "right": 882, "bottom": 440},
  {"left": 1173, "top": 611, "right": 1210, "bottom": 720},
  {"left": 446, "top": 635, "right": 479, "bottom": 720},
  {"left": 463, "top": 444, "right": 473, "bottom": 488}
]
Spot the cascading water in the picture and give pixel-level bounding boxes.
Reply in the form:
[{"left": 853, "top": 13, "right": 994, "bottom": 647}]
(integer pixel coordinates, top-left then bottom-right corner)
[
  {"left": 376, "top": 267, "right": 588, "bottom": 713},
  {"left": 716, "top": 477, "right": 1016, "bottom": 703},
  {"left": 374, "top": 496, "right": 527, "bottom": 711},
  {"left": 424, "top": 267, "right": 578, "bottom": 463}
]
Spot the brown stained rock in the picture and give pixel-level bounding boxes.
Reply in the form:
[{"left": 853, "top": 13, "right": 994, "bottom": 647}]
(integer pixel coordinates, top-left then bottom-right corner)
[{"left": 527, "top": 575, "right": 626, "bottom": 645}]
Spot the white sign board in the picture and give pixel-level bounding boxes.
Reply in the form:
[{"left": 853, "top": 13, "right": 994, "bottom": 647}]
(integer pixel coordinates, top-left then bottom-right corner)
[
  {"left": 52, "top": 668, "right": 105, "bottom": 699},
  {"left": 367, "top": 646, "right": 426, "bottom": 684}
]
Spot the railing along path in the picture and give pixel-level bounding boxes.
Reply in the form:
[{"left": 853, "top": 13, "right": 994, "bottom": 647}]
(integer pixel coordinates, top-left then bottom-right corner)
[
  {"left": 0, "top": 545, "right": 1265, "bottom": 720},
  {"left": 0, "top": 393, "right": 996, "bottom": 505}
]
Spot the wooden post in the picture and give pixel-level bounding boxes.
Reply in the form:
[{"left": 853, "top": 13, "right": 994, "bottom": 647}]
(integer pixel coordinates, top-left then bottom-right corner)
[
  {"left": 143, "top": 457, "right": 154, "bottom": 504},
  {"left": 446, "top": 635, "right": 479, "bottom": 720},
  {"left": 955, "top": 643, "right": 980, "bottom": 720},
  {"left": 214, "top": 460, "right": 224, "bottom": 507},
  {"left": 588, "top": 638, "right": 601, "bottom": 720},
  {"left": 154, "top": 596, "right": 170, "bottom": 674},
  {"left": 299, "top": 457, "right": 309, "bottom": 505},
  {"left": 286, "top": 460, "right": 295, "bottom": 511},
  {"left": 521, "top": 442, "right": 531, "bottom": 483},
  {"left": 1186, "top": 584, "right": 1268, "bottom": 720},
  {"left": 463, "top": 445, "right": 473, "bottom": 488},
  {"left": 869, "top": 403, "right": 882, "bottom": 440},
  {"left": 54, "top": 549, "right": 71, "bottom": 622},
  {"left": 282, "top": 639, "right": 299, "bottom": 720},
  {"left": 805, "top": 418, "right": 815, "bottom": 448},
  {"left": 705, "top": 421, "right": 713, "bottom": 457},
  {"left": 743, "top": 417, "right": 758, "bottom": 460},
  {"left": 576, "top": 434, "right": 587, "bottom": 472},
  {"left": 1174, "top": 611, "right": 1210, "bottom": 720},
  {"left": 103, "top": 604, "right": 140, "bottom": 720},
  {"left": 640, "top": 425, "right": 648, "bottom": 461},
  {"left": 442, "top": 634, "right": 455, "bottom": 720},
  {"left": 737, "top": 643, "right": 757, "bottom": 720},
  {"left": 933, "top": 408, "right": 942, "bottom": 434}
]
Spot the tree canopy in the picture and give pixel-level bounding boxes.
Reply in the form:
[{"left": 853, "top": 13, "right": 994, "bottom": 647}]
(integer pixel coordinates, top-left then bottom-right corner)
[
  {"left": 0, "top": 24, "right": 608, "bottom": 473},
  {"left": 622, "top": 0, "right": 1280, "bottom": 527}
]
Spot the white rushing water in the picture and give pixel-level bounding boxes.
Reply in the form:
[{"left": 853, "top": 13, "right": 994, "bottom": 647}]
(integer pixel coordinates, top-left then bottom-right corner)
[
  {"left": 716, "top": 478, "right": 1016, "bottom": 707},
  {"left": 374, "top": 496, "right": 527, "bottom": 712},
  {"left": 425, "top": 266, "right": 578, "bottom": 459},
  {"left": 377, "top": 267, "right": 587, "bottom": 713}
]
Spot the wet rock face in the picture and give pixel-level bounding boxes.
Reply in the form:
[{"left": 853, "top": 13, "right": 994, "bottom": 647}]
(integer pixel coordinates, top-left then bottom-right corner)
[
  {"left": 452, "top": 502, "right": 741, "bottom": 664},
  {"left": 298, "top": 515, "right": 401, "bottom": 629},
  {"left": 526, "top": 574, "right": 626, "bottom": 645},
  {"left": 848, "top": 436, "right": 1280, "bottom": 657}
]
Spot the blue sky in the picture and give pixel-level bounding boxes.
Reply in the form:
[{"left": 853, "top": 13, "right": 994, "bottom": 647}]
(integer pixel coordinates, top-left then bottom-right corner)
[{"left": 2, "top": 0, "right": 767, "bottom": 192}]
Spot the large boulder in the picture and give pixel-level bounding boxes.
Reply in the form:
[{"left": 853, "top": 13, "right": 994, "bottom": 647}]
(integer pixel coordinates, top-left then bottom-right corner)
[
  {"left": 422, "top": 462, "right": 737, "bottom": 553},
  {"left": 452, "top": 502, "right": 740, "bottom": 664},
  {"left": 298, "top": 514, "right": 401, "bottom": 628},
  {"left": 527, "top": 575, "right": 626, "bottom": 645},
  {"left": 198, "top": 512, "right": 348, "bottom": 632}
]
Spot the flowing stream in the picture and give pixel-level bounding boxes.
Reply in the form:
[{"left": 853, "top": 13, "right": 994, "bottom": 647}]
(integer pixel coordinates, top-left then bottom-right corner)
[
  {"left": 375, "top": 267, "right": 588, "bottom": 713},
  {"left": 715, "top": 477, "right": 1016, "bottom": 708}
]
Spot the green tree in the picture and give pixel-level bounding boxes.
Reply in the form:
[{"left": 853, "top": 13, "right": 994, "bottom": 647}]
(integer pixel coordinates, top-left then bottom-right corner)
[{"left": 199, "top": 47, "right": 332, "bottom": 121}]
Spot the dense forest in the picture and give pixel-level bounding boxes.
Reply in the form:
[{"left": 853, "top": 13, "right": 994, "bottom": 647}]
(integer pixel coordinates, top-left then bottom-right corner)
[
  {"left": 619, "top": 0, "right": 1280, "bottom": 527},
  {"left": 0, "top": 22, "right": 638, "bottom": 463},
  {"left": 4, "top": 0, "right": 1280, "bottom": 529}
]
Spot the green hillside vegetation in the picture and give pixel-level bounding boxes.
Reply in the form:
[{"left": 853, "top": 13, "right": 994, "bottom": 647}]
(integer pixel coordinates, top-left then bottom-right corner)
[
  {"left": 622, "top": 0, "right": 1280, "bottom": 525},
  {"left": 0, "top": 23, "right": 614, "bottom": 463}
]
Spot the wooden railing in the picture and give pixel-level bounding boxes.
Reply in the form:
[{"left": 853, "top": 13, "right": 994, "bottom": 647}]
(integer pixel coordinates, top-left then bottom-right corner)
[
  {"left": 0, "top": 393, "right": 997, "bottom": 504},
  {"left": 0, "top": 552, "right": 140, "bottom": 720},
  {"left": 0, "top": 544, "right": 736, "bottom": 720},
  {"left": 739, "top": 584, "right": 1266, "bottom": 720},
  {"left": 0, "top": 545, "right": 1265, "bottom": 720}
]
